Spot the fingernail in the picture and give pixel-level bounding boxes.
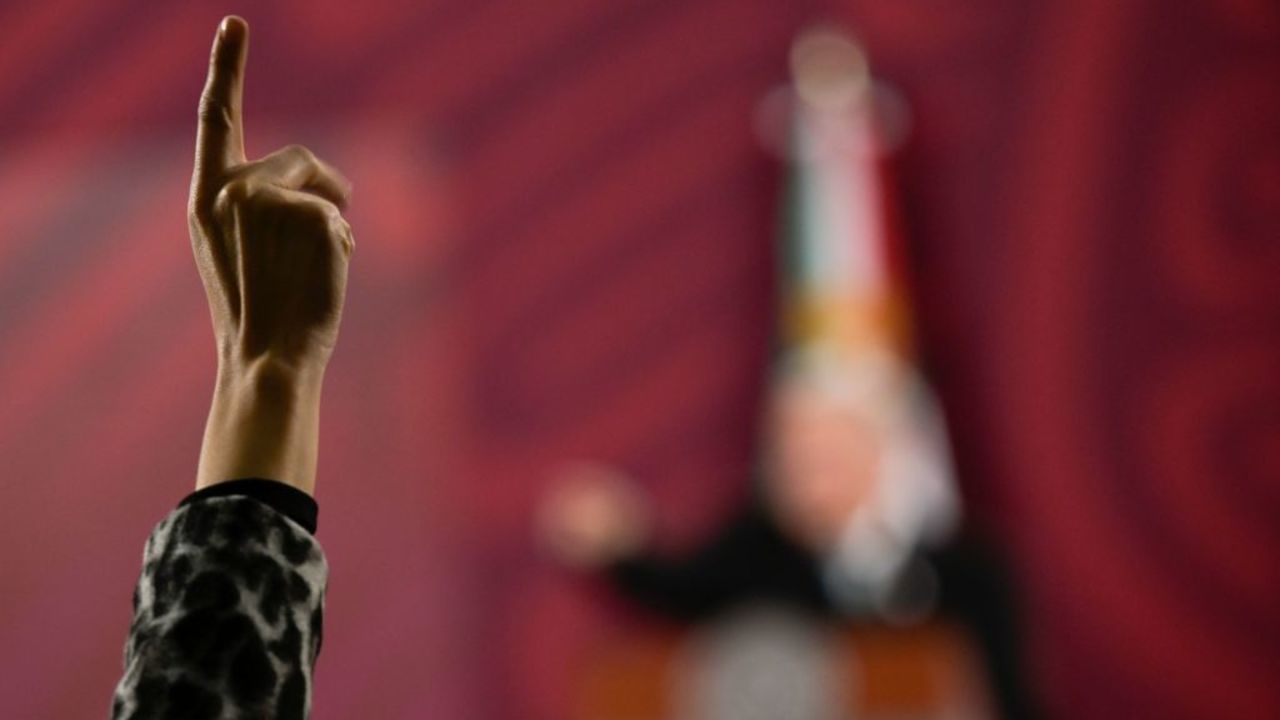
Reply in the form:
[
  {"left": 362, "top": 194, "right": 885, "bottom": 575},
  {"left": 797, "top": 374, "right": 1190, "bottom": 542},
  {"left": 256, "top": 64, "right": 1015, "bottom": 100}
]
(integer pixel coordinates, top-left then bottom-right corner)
[{"left": 219, "top": 15, "right": 246, "bottom": 40}]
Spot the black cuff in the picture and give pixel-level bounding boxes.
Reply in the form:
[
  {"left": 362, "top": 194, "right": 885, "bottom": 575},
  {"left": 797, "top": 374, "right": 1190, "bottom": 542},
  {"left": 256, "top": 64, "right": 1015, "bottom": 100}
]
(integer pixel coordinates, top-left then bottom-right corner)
[{"left": 179, "top": 478, "right": 319, "bottom": 534}]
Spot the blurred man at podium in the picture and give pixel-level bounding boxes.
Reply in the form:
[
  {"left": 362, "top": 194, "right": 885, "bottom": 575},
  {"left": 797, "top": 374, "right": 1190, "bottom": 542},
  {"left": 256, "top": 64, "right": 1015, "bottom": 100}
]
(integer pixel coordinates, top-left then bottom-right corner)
[{"left": 538, "top": 26, "right": 1038, "bottom": 720}]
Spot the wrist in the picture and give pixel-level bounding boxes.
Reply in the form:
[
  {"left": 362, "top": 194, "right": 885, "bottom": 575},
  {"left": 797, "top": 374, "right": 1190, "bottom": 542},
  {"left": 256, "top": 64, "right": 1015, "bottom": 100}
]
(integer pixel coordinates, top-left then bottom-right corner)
[
  {"left": 217, "top": 354, "right": 326, "bottom": 402},
  {"left": 197, "top": 355, "right": 326, "bottom": 495}
]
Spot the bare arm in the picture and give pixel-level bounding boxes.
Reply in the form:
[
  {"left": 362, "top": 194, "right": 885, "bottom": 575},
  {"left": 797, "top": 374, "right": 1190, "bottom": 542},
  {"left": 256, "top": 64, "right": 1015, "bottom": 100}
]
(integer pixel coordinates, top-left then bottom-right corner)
[{"left": 188, "top": 16, "right": 353, "bottom": 496}]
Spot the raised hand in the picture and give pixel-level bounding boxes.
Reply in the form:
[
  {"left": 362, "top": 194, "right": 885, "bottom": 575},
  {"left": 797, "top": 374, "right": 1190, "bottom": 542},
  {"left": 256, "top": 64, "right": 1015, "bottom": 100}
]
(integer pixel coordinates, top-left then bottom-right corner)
[
  {"left": 537, "top": 463, "right": 652, "bottom": 568},
  {"left": 190, "top": 17, "right": 354, "bottom": 494},
  {"left": 189, "top": 16, "right": 353, "bottom": 370}
]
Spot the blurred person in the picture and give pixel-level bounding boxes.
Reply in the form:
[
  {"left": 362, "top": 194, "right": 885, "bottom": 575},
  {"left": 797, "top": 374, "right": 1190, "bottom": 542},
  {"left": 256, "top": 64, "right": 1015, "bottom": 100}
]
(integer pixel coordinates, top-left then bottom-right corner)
[
  {"left": 539, "top": 363, "right": 1035, "bottom": 719},
  {"left": 540, "top": 355, "right": 959, "bottom": 624},
  {"left": 110, "top": 16, "right": 354, "bottom": 720},
  {"left": 538, "top": 26, "right": 1037, "bottom": 720}
]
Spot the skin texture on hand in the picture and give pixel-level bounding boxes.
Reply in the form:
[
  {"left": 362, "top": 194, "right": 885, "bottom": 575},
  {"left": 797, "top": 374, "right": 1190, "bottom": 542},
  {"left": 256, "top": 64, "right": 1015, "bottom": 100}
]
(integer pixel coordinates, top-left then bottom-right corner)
[{"left": 189, "top": 17, "right": 354, "bottom": 496}]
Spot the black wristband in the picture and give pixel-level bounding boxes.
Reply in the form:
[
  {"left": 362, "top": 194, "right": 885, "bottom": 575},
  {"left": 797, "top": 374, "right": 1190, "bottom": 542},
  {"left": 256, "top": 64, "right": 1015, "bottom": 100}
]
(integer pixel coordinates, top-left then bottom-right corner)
[{"left": 179, "top": 478, "right": 319, "bottom": 534}]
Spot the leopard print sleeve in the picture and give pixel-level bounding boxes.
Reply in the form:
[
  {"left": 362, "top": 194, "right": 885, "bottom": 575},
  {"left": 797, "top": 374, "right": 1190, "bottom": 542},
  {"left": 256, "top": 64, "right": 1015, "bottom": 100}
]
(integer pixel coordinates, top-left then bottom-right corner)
[{"left": 111, "top": 495, "right": 328, "bottom": 720}]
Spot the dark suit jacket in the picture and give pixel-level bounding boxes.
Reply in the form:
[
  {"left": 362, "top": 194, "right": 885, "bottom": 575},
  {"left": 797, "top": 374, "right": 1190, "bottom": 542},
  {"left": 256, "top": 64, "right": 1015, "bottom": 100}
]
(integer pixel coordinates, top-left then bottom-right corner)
[{"left": 609, "top": 501, "right": 1039, "bottom": 720}]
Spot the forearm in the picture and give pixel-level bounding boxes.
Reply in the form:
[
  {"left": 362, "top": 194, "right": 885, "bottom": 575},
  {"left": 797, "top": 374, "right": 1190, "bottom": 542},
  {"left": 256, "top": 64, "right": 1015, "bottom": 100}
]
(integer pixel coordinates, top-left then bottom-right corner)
[{"left": 197, "top": 358, "right": 325, "bottom": 495}]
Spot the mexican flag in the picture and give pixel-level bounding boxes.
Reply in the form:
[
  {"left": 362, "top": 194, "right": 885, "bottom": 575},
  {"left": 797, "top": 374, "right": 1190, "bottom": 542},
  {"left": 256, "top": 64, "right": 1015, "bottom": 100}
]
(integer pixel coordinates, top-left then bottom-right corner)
[{"left": 774, "top": 27, "right": 959, "bottom": 615}]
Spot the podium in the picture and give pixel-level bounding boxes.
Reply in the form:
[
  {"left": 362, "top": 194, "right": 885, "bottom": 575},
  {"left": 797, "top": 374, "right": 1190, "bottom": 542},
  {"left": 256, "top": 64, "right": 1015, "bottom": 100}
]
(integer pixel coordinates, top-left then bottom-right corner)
[{"left": 573, "top": 614, "right": 993, "bottom": 720}]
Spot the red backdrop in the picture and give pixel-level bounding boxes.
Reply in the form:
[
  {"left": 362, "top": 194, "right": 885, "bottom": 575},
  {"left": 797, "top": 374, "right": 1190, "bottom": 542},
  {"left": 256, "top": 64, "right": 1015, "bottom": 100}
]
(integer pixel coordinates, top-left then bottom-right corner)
[{"left": 0, "top": 1, "right": 1276, "bottom": 718}]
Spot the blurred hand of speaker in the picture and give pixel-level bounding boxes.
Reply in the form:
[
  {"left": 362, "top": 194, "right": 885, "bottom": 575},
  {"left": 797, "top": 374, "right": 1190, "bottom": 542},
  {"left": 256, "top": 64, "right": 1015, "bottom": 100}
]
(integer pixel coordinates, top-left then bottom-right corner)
[{"left": 538, "top": 463, "right": 652, "bottom": 569}]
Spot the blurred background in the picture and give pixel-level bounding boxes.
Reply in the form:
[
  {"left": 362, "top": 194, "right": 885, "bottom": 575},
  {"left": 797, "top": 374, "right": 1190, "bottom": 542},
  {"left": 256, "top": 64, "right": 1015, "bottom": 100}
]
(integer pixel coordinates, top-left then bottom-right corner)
[{"left": 0, "top": 1, "right": 1277, "bottom": 718}]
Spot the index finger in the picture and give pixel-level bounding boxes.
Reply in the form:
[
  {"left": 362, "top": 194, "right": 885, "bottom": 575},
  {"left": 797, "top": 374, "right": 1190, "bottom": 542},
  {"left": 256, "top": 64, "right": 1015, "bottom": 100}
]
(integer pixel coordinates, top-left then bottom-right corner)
[{"left": 193, "top": 16, "right": 249, "bottom": 198}]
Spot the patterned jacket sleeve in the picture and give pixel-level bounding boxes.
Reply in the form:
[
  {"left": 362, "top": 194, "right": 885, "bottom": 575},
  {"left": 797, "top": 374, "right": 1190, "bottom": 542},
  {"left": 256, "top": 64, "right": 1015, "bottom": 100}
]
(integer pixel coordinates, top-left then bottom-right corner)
[{"left": 111, "top": 496, "right": 328, "bottom": 720}]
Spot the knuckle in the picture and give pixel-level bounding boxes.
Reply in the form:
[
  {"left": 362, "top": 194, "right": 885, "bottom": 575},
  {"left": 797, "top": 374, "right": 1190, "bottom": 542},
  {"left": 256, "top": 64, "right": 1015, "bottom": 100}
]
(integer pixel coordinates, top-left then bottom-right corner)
[
  {"left": 212, "top": 178, "right": 253, "bottom": 217},
  {"left": 307, "top": 202, "right": 352, "bottom": 247},
  {"left": 197, "top": 95, "right": 232, "bottom": 128},
  {"left": 293, "top": 198, "right": 337, "bottom": 231},
  {"left": 332, "top": 218, "right": 355, "bottom": 255},
  {"left": 187, "top": 197, "right": 209, "bottom": 226},
  {"left": 283, "top": 143, "right": 318, "bottom": 165},
  {"left": 339, "top": 222, "right": 355, "bottom": 254}
]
